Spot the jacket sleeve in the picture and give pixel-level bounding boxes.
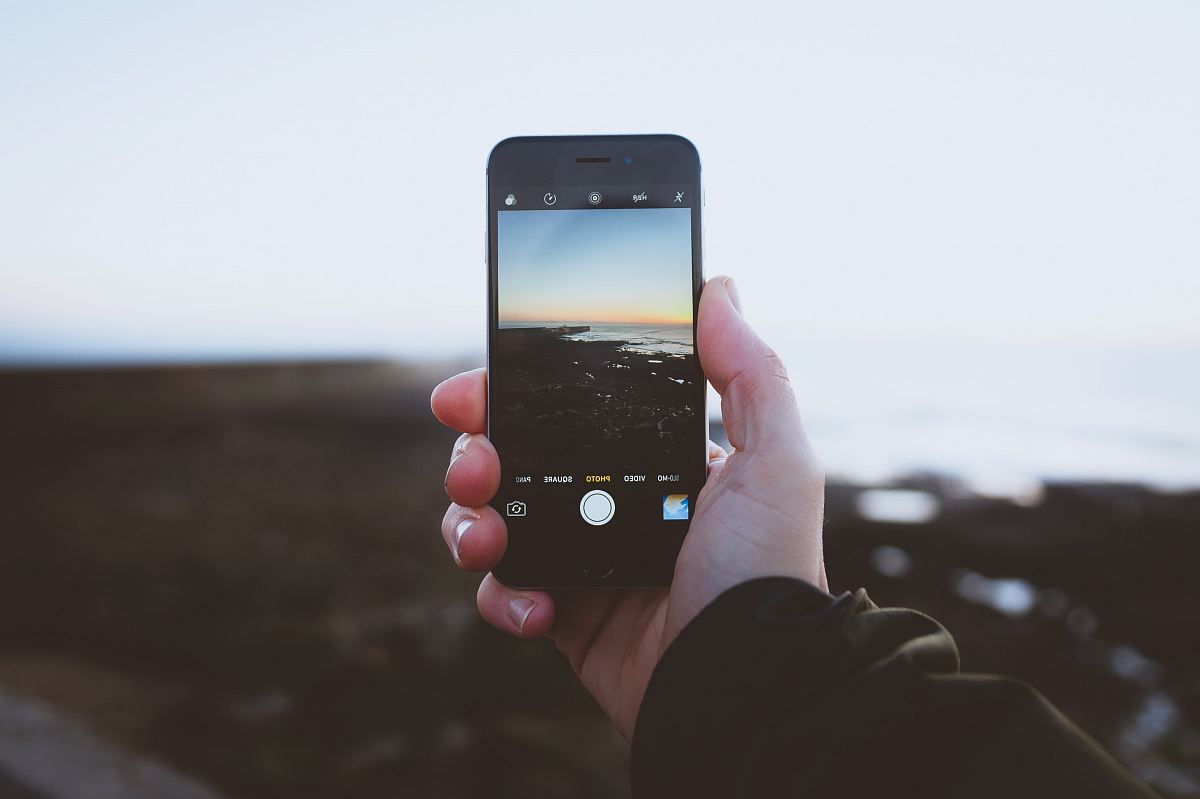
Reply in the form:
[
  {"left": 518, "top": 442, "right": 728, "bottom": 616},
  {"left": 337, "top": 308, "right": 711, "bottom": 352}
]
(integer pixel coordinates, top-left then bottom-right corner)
[{"left": 631, "top": 577, "right": 1157, "bottom": 799}]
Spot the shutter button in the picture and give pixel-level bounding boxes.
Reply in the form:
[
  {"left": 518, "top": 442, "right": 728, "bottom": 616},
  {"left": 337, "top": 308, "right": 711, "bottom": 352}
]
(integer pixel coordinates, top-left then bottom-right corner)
[{"left": 579, "top": 490, "right": 615, "bottom": 526}]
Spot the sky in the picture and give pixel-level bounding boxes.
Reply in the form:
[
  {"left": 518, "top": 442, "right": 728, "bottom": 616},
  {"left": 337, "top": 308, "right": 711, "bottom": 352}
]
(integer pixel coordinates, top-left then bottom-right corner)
[
  {"left": 498, "top": 209, "right": 693, "bottom": 326},
  {"left": 1, "top": 1, "right": 1197, "bottom": 486},
  {"left": 1, "top": 1, "right": 1197, "bottom": 363}
]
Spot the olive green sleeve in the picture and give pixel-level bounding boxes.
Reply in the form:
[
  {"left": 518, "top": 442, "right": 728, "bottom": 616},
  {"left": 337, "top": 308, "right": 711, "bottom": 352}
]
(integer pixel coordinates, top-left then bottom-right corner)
[{"left": 632, "top": 578, "right": 1157, "bottom": 799}]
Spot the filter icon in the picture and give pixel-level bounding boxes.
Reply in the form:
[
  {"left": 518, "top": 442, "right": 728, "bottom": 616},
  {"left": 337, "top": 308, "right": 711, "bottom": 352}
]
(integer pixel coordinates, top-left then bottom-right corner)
[{"left": 504, "top": 193, "right": 516, "bottom": 206}]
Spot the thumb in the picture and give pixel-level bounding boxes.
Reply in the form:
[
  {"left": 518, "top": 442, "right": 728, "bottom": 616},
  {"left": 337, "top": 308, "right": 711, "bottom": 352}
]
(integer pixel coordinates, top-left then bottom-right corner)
[{"left": 697, "top": 276, "right": 808, "bottom": 457}]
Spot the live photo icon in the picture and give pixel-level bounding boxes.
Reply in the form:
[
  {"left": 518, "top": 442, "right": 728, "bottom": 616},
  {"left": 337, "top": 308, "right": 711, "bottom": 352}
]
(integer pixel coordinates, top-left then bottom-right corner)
[{"left": 662, "top": 494, "right": 688, "bottom": 521}]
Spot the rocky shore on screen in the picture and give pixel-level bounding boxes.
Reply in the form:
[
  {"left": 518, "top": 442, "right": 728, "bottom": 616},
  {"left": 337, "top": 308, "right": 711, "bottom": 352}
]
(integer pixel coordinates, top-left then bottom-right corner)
[{"left": 492, "top": 327, "right": 698, "bottom": 472}]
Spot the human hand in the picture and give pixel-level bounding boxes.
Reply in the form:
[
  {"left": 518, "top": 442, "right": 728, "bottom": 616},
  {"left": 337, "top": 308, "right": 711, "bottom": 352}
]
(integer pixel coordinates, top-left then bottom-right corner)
[{"left": 431, "top": 276, "right": 827, "bottom": 740}]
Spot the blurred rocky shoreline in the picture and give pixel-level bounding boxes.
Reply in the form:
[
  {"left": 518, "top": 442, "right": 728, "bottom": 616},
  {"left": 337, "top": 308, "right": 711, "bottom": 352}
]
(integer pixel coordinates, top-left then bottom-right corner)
[{"left": 0, "top": 361, "right": 1196, "bottom": 798}]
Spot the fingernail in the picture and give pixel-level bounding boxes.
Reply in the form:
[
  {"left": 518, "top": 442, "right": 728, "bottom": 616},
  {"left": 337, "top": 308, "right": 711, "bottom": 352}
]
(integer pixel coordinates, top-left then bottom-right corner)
[
  {"left": 452, "top": 518, "right": 473, "bottom": 564},
  {"left": 508, "top": 597, "right": 535, "bottom": 632},
  {"left": 452, "top": 433, "right": 471, "bottom": 459},
  {"left": 445, "top": 434, "right": 472, "bottom": 487},
  {"left": 723, "top": 277, "right": 743, "bottom": 315}
]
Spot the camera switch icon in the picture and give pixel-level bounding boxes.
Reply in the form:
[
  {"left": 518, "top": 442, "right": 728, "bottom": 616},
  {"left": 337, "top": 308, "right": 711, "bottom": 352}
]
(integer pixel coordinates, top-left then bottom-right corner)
[{"left": 505, "top": 500, "right": 527, "bottom": 517}]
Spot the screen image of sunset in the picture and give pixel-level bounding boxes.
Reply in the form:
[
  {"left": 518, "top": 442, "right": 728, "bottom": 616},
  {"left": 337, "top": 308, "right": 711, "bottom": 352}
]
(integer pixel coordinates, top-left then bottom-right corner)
[
  {"left": 492, "top": 205, "right": 698, "bottom": 472},
  {"left": 497, "top": 208, "right": 692, "bottom": 327}
]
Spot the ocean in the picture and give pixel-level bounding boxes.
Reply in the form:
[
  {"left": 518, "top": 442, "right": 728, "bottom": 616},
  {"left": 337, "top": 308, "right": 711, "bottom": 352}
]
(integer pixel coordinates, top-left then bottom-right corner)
[
  {"left": 774, "top": 339, "right": 1200, "bottom": 496},
  {"left": 500, "top": 321, "right": 693, "bottom": 355}
]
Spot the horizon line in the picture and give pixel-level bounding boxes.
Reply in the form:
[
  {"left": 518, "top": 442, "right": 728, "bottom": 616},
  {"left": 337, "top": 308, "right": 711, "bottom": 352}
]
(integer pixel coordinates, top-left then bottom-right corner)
[{"left": 498, "top": 317, "right": 693, "bottom": 326}]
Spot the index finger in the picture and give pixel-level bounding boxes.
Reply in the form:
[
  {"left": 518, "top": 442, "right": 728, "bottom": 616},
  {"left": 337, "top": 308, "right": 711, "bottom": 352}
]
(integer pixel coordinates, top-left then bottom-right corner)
[{"left": 431, "top": 368, "right": 487, "bottom": 434}]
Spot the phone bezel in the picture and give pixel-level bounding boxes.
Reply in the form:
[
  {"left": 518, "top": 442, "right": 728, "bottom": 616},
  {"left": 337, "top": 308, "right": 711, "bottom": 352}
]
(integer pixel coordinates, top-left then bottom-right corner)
[{"left": 485, "top": 134, "right": 706, "bottom": 589}]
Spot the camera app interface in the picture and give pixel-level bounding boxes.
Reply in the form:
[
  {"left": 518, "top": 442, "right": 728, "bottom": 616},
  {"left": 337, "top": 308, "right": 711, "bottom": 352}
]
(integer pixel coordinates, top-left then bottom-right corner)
[{"left": 491, "top": 188, "right": 703, "bottom": 537}]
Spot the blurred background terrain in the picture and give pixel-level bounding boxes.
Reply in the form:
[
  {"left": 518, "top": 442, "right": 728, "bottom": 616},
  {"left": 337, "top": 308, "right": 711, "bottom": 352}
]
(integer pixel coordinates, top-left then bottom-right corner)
[
  {"left": 0, "top": 363, "right": 1196, "bottom": 798},
  {"left": 1, "top": 1, "right": 1198, "bottom": 797}
]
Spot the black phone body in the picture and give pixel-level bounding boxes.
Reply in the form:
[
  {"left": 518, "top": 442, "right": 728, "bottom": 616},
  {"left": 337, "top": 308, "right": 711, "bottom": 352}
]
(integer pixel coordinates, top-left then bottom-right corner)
[{"left": 486, "top": 135, "right": 706, "bottom": 588}]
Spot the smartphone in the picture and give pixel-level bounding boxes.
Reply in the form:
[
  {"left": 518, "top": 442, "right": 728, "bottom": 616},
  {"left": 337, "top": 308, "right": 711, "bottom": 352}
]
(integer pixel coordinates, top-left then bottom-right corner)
[{"left": 486, "top": 135, "right": 706, "bottom": 588}]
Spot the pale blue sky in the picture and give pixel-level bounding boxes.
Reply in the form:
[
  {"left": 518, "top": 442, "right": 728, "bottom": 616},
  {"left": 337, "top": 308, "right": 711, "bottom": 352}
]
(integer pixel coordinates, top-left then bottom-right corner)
[
  {"left": 1, "top": 1, "right": 1197, "bottom": 363},
  {"left": 2, "top": 1, "right": 1198, "bottom": 486},
  {"left": 0, "top": 0, "right": 1195, "bottom": 359}
]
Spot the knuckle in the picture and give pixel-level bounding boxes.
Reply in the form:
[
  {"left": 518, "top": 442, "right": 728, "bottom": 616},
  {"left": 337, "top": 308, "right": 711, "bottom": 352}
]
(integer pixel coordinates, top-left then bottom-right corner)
[{"left": 760, "top": 348, "right": 790, "bottom": 383}]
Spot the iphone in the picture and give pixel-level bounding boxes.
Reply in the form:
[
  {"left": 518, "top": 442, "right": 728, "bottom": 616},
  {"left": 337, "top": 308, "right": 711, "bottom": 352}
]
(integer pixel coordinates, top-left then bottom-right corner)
[{"left": 486, "top": 135, "right": 706, "bottom": 587}]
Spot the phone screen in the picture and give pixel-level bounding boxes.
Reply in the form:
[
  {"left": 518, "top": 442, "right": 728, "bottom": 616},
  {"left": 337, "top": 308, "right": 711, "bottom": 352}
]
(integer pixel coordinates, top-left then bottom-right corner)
[{"left": 487, "top": 157, "right": 706, "bottom": 587}]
